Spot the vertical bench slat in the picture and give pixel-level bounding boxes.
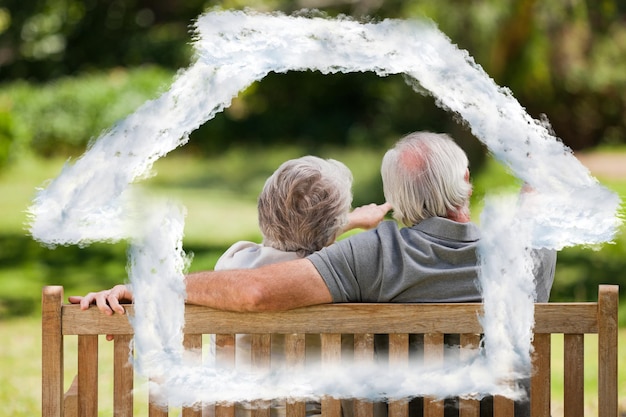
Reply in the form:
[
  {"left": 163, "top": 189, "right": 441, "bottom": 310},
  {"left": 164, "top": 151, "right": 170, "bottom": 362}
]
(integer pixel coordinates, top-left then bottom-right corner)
[
  {"left": 597, "top": 285, "right": 618, "bottom": 417},
  {"left": 215, "top": 334, "right": 236, "bottom": 417},
  {"left": 564, "top": 333, "right": 584, "bottom": 417},
  {"left": 530, "top": 333, "right": 551, "bottom": 417},
  {"left": 321, "top": 334, "right": 342, "bottom": 417},
  {"left": 251, "top": 334, "right": 272, "bottom": 417},
  {"left": 77, "top": 335, "right": 99, "bottom": 417},
  {"left": 148, "top": 402, "right": 167, "bottom": 416},
  {"left": 492, "top": 395, "right": 514, "bottom": 417},
  {"left": 423, "top": 333, "right": 444, "bottom": 417},
  {"left": 354, "top": 334, "right": 374, "bottom": 417},
  {"left": 285, "top": 334, "right": 306, "bottom": 417},
  {"left": 42, "top": 286, "right": 64, "bottom": 417},
  {"left": 149, "top": 392, "right": 168, "bottom": 416},
  {"left": 182, "top": 334, "right": 203, "bottom": 417},
  {"left": 114, "top": 334, "right": 134, "bottom": 417},
  {"left": 387, "top": 333, "right": 409, "bottom": 417},
  {"left": 459, "top": 334, "right": 480, "bottom": 417}
]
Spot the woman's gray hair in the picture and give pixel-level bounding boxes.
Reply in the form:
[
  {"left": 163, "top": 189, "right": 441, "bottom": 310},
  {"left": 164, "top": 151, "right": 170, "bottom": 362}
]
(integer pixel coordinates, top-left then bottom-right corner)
[
  {"left": 381, "top": 132, "right": 471, "bottom": 226},
  {"left": 258, "top": 156, "right": 353, "bottom": 256}
]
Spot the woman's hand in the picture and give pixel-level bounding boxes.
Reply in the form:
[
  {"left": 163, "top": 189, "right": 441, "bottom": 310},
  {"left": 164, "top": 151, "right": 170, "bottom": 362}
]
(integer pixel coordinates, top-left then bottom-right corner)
[
  {"left": 344, "top": 202, "right": 393, "bottom": 231},
  {"left": 68, "top": 284, "right": 133, "bottom": 316}
]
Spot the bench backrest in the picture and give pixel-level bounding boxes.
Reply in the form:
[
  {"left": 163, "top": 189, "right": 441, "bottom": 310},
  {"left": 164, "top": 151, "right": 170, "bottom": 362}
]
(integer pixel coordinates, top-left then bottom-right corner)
[{"left": 41, "top": 285, "right": 619, "bottom": 417}]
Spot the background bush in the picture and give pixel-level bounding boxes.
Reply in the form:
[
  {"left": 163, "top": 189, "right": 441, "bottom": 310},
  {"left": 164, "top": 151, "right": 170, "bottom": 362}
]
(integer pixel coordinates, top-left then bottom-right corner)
[
  {"left": 1, "top": 0, "right": 626, "bottom": 164},
  {"left": 0, "top": 66, "right": 173, "bottom": 166}
]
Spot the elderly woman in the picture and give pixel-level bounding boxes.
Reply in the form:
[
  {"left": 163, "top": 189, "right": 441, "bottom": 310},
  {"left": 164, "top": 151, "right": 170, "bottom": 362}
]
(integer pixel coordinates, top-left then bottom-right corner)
[
  {"left": 216, "top": 156, "right": 389, "bottom": 269},
  {"left": 213, "top": 155, "right": 391, "bottom": 417}
]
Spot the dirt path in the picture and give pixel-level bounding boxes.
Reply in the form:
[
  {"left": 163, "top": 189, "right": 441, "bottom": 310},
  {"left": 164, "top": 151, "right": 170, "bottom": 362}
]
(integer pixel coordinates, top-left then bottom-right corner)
[{"left": 575, "top": 152, "right": 626, "bottom": 180}]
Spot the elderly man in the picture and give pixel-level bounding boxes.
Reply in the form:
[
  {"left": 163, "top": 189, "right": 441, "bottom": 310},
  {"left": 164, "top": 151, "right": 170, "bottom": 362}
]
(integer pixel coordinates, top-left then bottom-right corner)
[{"left": 71, "top": 131, "right": 556, "bottom": 314}]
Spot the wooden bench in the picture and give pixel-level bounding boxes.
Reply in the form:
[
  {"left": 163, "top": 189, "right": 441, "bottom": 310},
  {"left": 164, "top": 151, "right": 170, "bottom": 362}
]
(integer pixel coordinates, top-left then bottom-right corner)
[{"left": 41, "top": 284, "right": 619, "bottom": 417}]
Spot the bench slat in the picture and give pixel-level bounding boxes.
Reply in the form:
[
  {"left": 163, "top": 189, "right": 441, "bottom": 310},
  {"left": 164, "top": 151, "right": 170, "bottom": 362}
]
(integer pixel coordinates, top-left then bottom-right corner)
[
  {"left": 321, "top": 334, "right": 342, "bottom": 417},
  {"left": 182, "top": 334, "right": 203, "bottom": 417},
  {"left": 78, "top": 335, "right": 99, "bottom": 417},
  {"left": 61, "top": 303, "right": 601, "bottom": 336},
  {"left": 564, "top": 333, "right": 584, "bottom": 417},
  {"left": 215, "top": 334, "right": 236, "bottom": 417},
  {"left": 252, "top": 334, "right": 271, "bottom": 368},
  {"left": 252, "top": 334, "right": 272, "bottom": 417},
  {"left": 493, "top": 395, "right": 514, "bottom": 417},
  {"left": 388, "top": 333, "right": 409, "bottom": 417},
  {"left": 285, "top": 333, "right": 306, "bottom": 417},
  {"left": 149, "top": 370, "right": 169, "bottom": 417},
  {"left": 598, "top": 284, "right": 618, "bottom": 417},
  {"left": 459, "top": 333, "right": 481, "bottom": 417},
  {"left": 533, "top": 304, "right": 599, "bottom": 334},
  {"left": 148, "top": 400, "right": 168, "bottom": 417},
  {"left": 423, "top": 333, "right": 444, "bottom": 417},
  {"left": 354, "top": 333, "right": 375, "bottom": 417},
  {"left": 42, "top": 286, "right": 64, "bottom": 417},
  {"left": 530, "top": 333, "right": 551, "bottom": 416},
  {"left": 114, "top": 334, "right": 134, "bottom": 417}
]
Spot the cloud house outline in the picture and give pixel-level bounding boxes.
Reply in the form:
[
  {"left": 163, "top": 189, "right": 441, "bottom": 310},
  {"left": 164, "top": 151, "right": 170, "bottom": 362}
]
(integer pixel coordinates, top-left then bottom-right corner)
[{"left": 28, "top": 10, "right": 620, "bottom": 405}]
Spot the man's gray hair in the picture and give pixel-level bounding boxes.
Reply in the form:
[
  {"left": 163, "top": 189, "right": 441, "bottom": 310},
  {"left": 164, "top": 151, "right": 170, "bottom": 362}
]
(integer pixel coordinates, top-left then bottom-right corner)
[
  {"left": 381, "top": 132, "right": 471, "bottom": 226},
  {"left": 258, "top": 156, "right": 353, "bottom": 256}
]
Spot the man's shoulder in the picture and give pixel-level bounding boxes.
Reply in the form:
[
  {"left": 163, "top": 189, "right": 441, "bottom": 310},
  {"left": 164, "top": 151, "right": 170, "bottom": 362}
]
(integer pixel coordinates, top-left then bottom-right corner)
[
  {"left": 354, "top": 220, "right": 401, "bottom": 237},
  {"left": 336, "top": 220, "right": 402, "bottom": 246}
]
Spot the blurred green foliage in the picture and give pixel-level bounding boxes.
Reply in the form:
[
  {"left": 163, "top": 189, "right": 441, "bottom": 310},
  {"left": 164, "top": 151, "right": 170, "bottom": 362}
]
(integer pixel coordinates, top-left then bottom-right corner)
[
  {"left": 0, "top": 66, "right": 486, "bottom": 172},
  {"left": 0, "top": 0, "right": 625, "bottom": 166},
  {"left": 0, "top": 66, "right": 172, "bottom": 166},
  {"left": 0, "top": 0, "right": 197, "bottom": 80}
]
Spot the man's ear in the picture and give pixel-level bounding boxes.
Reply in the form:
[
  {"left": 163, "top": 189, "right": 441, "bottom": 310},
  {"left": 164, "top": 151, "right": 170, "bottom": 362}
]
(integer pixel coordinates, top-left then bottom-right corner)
[{"left": 465, "top": 168, "right": 472, "bottom": 197}]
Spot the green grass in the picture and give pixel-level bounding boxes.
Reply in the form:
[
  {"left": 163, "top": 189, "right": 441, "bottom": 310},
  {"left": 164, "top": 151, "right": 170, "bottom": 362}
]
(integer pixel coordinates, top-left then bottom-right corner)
[
  {"left": 3, "top": 145, "right": 387, "bottom": 244},
  {"left": 0, "top": 152, "right": 263, "bottom": 244},
  {"left": 0, "top": 153, "right": 66, "bottom": 234}
]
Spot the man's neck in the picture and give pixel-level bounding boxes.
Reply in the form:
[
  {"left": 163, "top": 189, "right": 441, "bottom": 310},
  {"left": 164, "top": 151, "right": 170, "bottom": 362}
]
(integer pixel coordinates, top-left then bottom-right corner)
[{"left": 446, "top": 207, "right": 471, "bottom": 223}]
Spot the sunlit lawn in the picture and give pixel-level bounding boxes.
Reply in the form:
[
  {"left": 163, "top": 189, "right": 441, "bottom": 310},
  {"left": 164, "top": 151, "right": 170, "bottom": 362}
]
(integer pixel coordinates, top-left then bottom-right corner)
[
  {"left": 0, "top": 152, "right": 262, "bottom": 245},
  {"left": 0, "top": 146, "right": 387, "bottom": 243}
]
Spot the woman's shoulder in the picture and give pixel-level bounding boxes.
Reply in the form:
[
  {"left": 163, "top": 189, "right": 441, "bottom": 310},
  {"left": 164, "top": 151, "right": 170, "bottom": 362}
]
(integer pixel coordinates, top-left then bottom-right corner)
[
  {"left": 216, "top": 241, "right": 300, "bottom": 270},
  {"left": 215, "top": 241, "right": 262, "bottom": 270}
]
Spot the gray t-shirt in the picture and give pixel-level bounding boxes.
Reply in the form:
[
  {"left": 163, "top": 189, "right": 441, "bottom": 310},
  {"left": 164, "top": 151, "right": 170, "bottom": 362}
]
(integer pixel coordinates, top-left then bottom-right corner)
[{"left": 308, "top": 217, "right": 556, "bottom": 303}]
